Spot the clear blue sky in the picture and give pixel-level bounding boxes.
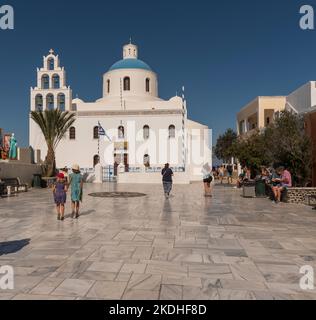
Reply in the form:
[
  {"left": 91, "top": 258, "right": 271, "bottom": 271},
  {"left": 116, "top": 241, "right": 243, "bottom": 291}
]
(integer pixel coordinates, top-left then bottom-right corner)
[{"left": 0, "top": 0, "right": 315, "bottom": 147}]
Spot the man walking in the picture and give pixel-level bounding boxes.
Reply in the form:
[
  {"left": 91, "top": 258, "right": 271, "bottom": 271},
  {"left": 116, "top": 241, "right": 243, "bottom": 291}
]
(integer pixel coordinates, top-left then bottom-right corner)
[{"left": 162, "top": 163, "right": 174, "bottom": 199}]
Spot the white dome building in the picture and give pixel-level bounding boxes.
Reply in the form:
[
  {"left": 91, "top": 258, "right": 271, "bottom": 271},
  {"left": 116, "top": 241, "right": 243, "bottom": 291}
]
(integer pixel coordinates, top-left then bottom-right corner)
[
  {"left": 100, "top": 42, "right": 159, "bottom": 102},
  {"left": 29, "top": 42, "right": 212, "bottom": 184}
]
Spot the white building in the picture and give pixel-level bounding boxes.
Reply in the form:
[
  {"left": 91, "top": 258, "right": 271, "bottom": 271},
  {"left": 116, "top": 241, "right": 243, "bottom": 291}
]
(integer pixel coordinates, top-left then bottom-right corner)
[
  {"left": 286, "top": 81, "right": 316, "bottom": 115},
  {"left": 30, "top": 42, "right": 212, "bottom": 184}
]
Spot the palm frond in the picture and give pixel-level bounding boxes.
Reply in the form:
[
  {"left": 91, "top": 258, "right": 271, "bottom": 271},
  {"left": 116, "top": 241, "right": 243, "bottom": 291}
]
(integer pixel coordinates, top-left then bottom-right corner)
[{"left": 31, "top": 109, "right": 76, "bottom": 151}]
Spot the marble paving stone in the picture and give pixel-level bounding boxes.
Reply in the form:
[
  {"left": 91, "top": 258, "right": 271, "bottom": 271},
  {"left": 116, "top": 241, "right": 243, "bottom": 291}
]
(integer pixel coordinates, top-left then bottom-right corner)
[
  {"left": 291, "top": 293, "right": 316, "bottom": 300},
  {"left": 0, "top": 294, "right": 15, "bottom": 300},
  {"left": 182, "top": 286, "right": 219, "bottom": 300},
  {"left": 12, "top": 294, "right": 76, "bottom": 300},
  {"left": 220, "top": 279, "right": 268, "bottom": 291},
  {"left": 127, "top": 274, "right": 162, "bottom": 291},
  {"left": 162, "top": 276, "right": 202, "bottom": 288},
  {"left": 253, "top": 291, "right": 293, "bottom": 300},
  {"left": 122, "top": 290, "right": 160, "bottom": 300},
  {"left": 153, "top": 239, "right": 175, "bottom": 248},
  {"left": 167, "top": 253, "right": 203, "bottom": 263},
  {"left": 30, "top": 277, "right": 65, "bottom": 295},
  {"left": 87, "top": 262, "right": 123, "bottom": 273},
  {"left": 132, "top": 247, "right": 153, "bottom": 260},
  {"left": 217, "top": 289, "right": 256, "bottom": 300},
  {"left": 265, "top": 282, "right": 306, "bottom": 295},
  {"left": 188, "top": 264, "right": 233, "bottom": 279},
  {"left": 10, "top": 276, "right": 44, "bottom": 294},
  {"left": 115, "top": 273, "right": 133, "bottom": 282},
  {"left": 51, "top": 279, "right": 95, "bottom": 297},
  {"left": 120, "top": 263, "right": 147, "bottom": 274},
  {"left": 146, "top": 263, "right": 188, "bottom": 278},
  {"left": 73, "top": 271, "right": 117, "bottom": 281},
  {"left": 160, "top": 285, "right": 183, "bottom": 300},
  {"left": 229, "top": 263, "right": 266, "bottom": 282},
  {"left": 1, "top": 183, "right": 316, "bottom": 299},
  {"left": 86, "top": 281, "right": 127, "bottom": 299}
]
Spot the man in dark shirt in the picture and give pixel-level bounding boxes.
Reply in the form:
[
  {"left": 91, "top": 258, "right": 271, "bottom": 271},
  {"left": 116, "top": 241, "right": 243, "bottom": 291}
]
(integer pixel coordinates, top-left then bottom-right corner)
[
  {"left": 227, "top": 164, "right": 233, "bottom": 184},
  {"left": 162, "top": 163, "right": 174, "bottom": 199}
]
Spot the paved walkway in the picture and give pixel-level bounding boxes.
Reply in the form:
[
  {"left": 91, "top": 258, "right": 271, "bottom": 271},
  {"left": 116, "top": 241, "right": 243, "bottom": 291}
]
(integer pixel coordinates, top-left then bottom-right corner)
[{"left": 1, "top": 183, "right": 316, "bottom": 300}]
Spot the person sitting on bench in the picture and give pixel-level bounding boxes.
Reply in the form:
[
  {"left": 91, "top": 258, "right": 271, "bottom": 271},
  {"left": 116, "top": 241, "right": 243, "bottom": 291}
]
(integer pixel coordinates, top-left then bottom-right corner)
[{"left": 272, "top": 166, "right": 292, "bottom": 204}]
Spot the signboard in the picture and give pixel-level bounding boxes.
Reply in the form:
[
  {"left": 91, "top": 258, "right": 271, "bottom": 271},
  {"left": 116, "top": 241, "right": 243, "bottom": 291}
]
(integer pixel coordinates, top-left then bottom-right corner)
[{"left": 114, "top": 142, "right": 128, "bottom": 152}]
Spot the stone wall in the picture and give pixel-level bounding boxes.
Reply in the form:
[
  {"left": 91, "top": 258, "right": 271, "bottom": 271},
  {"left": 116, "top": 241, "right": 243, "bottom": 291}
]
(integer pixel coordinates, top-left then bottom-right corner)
[
  {"left": 287, "top": 188, "right": 316, "bottom": 205},
  {"left": 0, "top": 161, "right": 42, "bottom": 186}
]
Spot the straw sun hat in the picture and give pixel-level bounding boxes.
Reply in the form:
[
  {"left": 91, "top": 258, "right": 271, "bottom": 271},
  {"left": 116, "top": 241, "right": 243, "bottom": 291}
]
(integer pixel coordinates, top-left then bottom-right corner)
[{"left": 72, "top": 164, "right": 80, "bottom": 171}]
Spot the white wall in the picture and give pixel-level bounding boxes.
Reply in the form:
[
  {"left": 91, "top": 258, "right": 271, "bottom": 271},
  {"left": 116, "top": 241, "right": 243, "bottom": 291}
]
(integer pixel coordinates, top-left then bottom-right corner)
[
  {"left": 103, "top": 69, "right": 158, "bottom": 100},
  {"left": 30, "top": 113, "right": 185, "bottom": 169},
  {"left": 117, "top": 171, "right": 190, "bottom": 185},
  {"left": 286, "top": 82, "right": 315, "bottom": 113}
]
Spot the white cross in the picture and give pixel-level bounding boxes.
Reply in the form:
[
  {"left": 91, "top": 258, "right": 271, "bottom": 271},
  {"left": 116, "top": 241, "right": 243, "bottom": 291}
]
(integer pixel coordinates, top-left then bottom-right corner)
[{"left": 49, "top": 49, "right": 54, "bottom": 55}]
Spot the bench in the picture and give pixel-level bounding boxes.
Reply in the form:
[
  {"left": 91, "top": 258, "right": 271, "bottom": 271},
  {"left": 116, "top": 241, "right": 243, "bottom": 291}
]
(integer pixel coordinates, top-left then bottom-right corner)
[{"left": 1, "top": 178, "right": 28, "bottom": 196}]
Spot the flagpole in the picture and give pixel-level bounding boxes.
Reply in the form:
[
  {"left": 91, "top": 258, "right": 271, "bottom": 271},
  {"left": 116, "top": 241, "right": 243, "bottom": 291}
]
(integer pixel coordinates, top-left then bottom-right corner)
[
  {"left": 98, "top": 121, "right": 100, "bottom": 158},
  {"left": 182, "top": 86, "right": 186, "bottom": 171},
  {"left": 98, "top": 135, "right": 100, "bottom": 157}
]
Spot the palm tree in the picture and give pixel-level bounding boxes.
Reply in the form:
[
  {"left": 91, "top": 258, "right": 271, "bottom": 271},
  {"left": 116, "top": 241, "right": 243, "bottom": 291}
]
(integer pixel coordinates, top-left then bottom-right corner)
[{"left": 31, "top": 109, "right": 76, "bottom": 177}]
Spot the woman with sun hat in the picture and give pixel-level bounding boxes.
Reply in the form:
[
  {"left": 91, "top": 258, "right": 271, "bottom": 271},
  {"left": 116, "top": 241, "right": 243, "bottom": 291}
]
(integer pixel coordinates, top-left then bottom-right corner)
[
  {"left": 53, "top": 172, "right": 67, "bottom": 221},
  {"left": 69, "top": 164, "right": 83, "bottom": 219}
]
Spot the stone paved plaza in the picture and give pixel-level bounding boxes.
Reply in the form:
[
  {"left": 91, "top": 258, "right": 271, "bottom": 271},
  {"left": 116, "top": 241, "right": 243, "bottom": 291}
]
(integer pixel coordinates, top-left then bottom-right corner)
[{"left": 1, "top": 182, "right": 316, "bottom": 300}]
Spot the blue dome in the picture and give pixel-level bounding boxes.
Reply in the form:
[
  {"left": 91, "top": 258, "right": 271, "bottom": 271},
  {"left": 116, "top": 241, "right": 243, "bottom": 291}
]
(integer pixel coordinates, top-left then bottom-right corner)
[{"left": 109, "top": 58, "right": 152, "bottom": 71}]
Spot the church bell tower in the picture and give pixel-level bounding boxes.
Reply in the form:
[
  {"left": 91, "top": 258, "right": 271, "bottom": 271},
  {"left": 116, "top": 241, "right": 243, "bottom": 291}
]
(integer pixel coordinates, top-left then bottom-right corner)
[{"left": 30, "top": 49, "right": 72, "bottom": 112}]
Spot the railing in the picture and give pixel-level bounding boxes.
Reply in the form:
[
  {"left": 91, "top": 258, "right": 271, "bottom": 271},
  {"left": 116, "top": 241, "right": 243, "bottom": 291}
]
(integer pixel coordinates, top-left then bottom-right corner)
[
  {"left": 80, "top": 168, "right": 94, "bottom": 174},
  {"left": 102, "top": 166, "right": 116, "bottom": 182}
]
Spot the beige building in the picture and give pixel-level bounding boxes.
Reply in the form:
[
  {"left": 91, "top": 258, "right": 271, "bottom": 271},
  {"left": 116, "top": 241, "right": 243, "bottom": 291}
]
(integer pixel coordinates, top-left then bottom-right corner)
[{"left": 237, "top": 96, "right": 286, "bottom": 136}]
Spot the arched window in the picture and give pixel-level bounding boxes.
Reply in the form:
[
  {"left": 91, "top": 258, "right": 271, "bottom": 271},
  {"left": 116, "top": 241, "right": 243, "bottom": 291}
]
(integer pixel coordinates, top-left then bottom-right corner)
[
  {"left": 69, "top": 127, "right": 76, "bottom": 140},
  {"left": 144, "top": 154, "right": 150, "bottom": 167},
  {"left": 107, "top": 80, "right": 110, "bottom": 93},
  {"left": 48, "top": 58, "right": 54, "bottom": 70},
  {"left": 42, "top": 75, "right": 50, "bottom": 89},
  {"left": 52, "top": 74, "right": 60, "bottom": 89},
  {"left": 118, "top": 126, "right": 125, "bottom": 139},
  {"left": 93, "top": 155, "right": 100, "bottom": 167},
  {"left": 35, "top": 94, "right": 43, "bottom": 111},
  {"left": 169, "top": 125, "right": 176, "bottom": 138},
  {"left": 143, "top": 125, "right": 150, "bottom": 140},
  {"left": 46, "top": 94, "right": 54, "bottom": 110},
  {"left": 123, "top": 77, "right": 130, "bottom": 91},
  {"left": 146, "top": 78, "right": 150, "bottom": 93},
  {"left": 57, "top": 93, "right": 65, "bottom": 111},
  {"left": 93, "top": 126, "right": 99, "bottom": 139}
]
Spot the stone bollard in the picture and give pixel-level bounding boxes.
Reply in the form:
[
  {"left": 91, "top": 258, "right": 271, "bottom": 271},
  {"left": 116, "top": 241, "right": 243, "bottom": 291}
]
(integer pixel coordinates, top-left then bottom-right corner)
[{"left": 93, "top": 163, "right": 103, "bottom": 184}]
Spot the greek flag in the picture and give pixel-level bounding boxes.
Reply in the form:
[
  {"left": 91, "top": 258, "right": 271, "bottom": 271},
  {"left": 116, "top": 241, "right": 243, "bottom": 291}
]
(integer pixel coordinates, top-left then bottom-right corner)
[{"left": 98, "top": 121, "right": 111, "bottom": 142}]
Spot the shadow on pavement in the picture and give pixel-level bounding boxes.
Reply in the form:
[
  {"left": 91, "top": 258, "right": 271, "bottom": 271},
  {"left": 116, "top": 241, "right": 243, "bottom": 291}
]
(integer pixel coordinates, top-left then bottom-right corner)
[
  {"left": 64, "top": 210, "right": 96, "bottom": 219},
  {"left": 0, "top": 239, "right": 30, "bottom": 256}
]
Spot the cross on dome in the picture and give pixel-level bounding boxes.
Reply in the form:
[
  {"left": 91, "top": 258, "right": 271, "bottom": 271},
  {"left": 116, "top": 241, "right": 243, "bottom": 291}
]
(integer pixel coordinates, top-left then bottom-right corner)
[{"left": 49, "top": 49, "right": 54, "bottom": 55}]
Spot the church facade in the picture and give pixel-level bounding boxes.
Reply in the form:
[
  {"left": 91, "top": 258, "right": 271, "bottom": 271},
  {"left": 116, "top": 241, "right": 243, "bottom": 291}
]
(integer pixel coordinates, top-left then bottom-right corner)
[{"left": 29, "top": 42, "right": 211, "bottom": 183}]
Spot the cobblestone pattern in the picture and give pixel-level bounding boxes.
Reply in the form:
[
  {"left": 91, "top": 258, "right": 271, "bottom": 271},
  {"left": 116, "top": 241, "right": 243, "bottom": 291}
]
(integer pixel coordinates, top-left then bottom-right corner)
[{"left": 287, "top": 188, "right": 316, "bottom": 205}]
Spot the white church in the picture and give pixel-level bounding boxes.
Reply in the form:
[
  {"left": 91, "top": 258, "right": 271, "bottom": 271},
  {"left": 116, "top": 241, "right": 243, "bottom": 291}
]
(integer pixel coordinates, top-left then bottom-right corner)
[{"left": 29, "top": 42, "right": 212, "bottom": 184}]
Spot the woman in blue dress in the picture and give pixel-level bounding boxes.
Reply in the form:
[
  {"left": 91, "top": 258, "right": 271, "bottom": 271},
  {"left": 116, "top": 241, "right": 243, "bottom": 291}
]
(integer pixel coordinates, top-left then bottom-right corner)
[{"left": 69, "top": 164, "right": 83, "bottom": 219}]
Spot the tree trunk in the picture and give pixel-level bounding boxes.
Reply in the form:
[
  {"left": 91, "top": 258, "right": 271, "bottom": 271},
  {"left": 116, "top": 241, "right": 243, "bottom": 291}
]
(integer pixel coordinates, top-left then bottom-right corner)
[{"left": 44, "top": 146, "right": 56, "bottom": 177}]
